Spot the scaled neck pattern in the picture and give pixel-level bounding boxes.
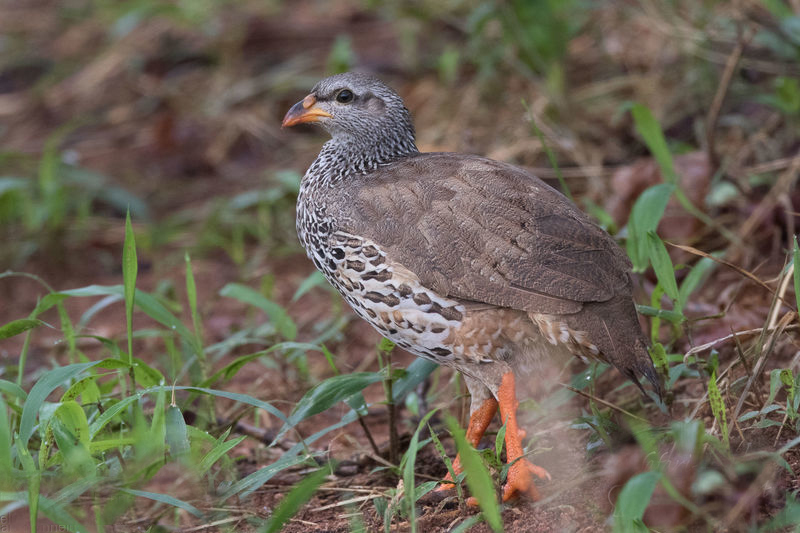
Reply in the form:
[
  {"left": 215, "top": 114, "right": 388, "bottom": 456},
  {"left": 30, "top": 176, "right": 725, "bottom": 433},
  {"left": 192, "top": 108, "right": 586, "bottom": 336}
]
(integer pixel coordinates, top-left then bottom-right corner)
[
  {"left": 296, "top": 126, "right": 418, "bottom": 264},
  {"left": 303, "top": 130, "right": 419, "bottom": 189}
]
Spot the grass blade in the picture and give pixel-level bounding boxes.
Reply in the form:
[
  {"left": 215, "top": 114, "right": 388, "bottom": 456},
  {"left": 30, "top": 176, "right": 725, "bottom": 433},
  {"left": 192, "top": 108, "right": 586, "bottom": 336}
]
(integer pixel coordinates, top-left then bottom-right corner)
[
  {"left": 274, "top": 372, "right": 384, "bottom": 442},
  {"left": 0, "top": 318, "right": 45, "bottom": 340},
  {"left": 646, "top": 231, "right": 680, "bottom": 310},
  {"left": 118, "top": 488, "right": 203, "bottom": 518},
  {"left": 165, "top": 403, "right": 190, "bottom": 462},
  {"left": 221, "top": 451, "right": 313, "bottom": 501},
  {"left": 446, "top": 415, "right": 502, "bottom": 533},
  {"left": 123, "top": 210, "right": 137, "bottom": 368},
  {"left": 0, "top": 396, "right": 12, "bottom": 487},
  {"left": 630, "top": 103, "right": 678, "bottom": 184},
  {"left": 392, "top": 358, "right": 437, "bottom": 403},
  {"left": 401, "top": 409, "right": 438, "bottom": 532},
  {"left": 220, "top": 282, "right": 297, "bottom": 340},
  {"left": 613, "top": 471, "right": 660, "bottom": 532},
  {"left": 262, "top": 467, "right": 328, "bottom": 533},
  {"left": 626, "top": 183, "right": 674, "bottom": 272},
  {"left": 184, "top": 252, "right": 205, "bottom": 357},
  {"left": 793, "top": 236, "right": 799, "bottom": 310},
  {"left": 19, "top": 362, "right": 98, "bottom": 446},
  {"left": 197, "top": 430, "right": 245, "bottom": 476},
  {"left": 61, "top": 285, "right": 195, "bottom": 347}
]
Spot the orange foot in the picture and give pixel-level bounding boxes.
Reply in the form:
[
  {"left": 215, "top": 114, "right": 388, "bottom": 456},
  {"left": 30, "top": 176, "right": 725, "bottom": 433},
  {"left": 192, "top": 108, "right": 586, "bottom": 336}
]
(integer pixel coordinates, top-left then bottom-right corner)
[
  {"left": 502, "top": 457, "right": 551, "bottom": 502},
  {"left": 435, "top": 396, "right": 498, "bottom": 494},
  {"left": 497, "top": 371, "right": 551, "bottom": 502}
]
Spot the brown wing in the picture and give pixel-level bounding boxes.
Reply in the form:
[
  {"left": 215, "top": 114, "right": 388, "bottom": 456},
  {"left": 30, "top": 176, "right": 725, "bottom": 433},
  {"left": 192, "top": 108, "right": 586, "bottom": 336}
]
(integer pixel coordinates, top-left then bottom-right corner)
[{"left": 329, "top": 153, "right": 633, "bottom": 315}]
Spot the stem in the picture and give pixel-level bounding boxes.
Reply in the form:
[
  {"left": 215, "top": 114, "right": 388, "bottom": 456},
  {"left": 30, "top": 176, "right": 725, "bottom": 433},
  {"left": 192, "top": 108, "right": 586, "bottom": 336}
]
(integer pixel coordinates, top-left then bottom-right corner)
[
  {"left": 386, "top": 348, "right": 399, "bottom": 465},
  {"left": 377, "top": 339, "right": 399, "bottom": 465}
]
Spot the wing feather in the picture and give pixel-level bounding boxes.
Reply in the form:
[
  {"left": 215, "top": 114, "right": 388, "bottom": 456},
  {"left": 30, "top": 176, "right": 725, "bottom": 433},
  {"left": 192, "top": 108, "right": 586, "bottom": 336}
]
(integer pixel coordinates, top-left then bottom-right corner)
[{"left": 328, "top": 153, "right": 632, "bottom": 315}]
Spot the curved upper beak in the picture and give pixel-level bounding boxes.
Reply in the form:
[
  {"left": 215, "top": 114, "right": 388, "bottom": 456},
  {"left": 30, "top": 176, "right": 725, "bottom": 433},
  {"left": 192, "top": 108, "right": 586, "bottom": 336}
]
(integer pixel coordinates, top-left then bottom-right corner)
[{"left": 282, "top": 94, "right": 333, "bottom": 128}]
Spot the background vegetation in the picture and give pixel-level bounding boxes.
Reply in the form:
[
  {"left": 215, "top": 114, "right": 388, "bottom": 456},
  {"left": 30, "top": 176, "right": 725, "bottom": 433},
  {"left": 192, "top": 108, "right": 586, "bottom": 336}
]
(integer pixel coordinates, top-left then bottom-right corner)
[{"left": 1, "top": 0, "right": 799, "bottom": 531}]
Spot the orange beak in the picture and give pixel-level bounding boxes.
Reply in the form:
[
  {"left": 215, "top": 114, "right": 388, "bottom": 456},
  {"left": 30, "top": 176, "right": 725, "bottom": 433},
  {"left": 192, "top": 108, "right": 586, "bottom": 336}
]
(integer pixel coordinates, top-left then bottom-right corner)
[{"left": 281, "top": 94, "right": 333, "bottom": 127}]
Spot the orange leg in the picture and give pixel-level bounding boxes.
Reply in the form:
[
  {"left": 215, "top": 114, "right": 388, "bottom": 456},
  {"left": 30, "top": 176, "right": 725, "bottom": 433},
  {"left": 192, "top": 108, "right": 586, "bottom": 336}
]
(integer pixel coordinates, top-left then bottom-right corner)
[
  {"left": 436, "top": 396, "right": 498, "bottom": 491},
  {"left": 497, "top": 371, "right": 551, "bottom": 501}
]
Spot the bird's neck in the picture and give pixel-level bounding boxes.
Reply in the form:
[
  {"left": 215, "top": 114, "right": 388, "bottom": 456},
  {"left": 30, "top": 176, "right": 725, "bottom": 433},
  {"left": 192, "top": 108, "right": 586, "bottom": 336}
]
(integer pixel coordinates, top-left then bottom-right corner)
[{"left": 302, "top": 130, "right": 419, "bottom": 189}]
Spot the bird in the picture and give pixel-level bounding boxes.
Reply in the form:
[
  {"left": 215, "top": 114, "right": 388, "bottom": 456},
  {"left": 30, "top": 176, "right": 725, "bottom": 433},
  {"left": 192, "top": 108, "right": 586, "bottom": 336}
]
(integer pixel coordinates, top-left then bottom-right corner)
[{"left": 282, "top": 72, "right": 660, "bottom": 503}]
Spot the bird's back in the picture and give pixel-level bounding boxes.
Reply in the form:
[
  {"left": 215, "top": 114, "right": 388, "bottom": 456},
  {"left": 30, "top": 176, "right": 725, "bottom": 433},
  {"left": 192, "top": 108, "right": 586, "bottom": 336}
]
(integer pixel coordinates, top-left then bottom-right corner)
[{"left": 319, "top": 152, "right": 659, "bottom": 393}]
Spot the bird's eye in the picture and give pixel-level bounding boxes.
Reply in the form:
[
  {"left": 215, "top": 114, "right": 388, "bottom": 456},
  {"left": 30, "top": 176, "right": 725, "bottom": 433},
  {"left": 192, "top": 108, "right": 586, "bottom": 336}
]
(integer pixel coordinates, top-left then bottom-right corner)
[{"left": 336, "top": 89, "right": 354, "bottom": 103}]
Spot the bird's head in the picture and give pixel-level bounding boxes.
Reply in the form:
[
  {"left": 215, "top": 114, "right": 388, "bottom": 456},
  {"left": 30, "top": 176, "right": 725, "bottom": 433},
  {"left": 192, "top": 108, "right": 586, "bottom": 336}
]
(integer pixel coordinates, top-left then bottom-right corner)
[{"left": 282, "top": 72, "right": 416, "bottom": 149}]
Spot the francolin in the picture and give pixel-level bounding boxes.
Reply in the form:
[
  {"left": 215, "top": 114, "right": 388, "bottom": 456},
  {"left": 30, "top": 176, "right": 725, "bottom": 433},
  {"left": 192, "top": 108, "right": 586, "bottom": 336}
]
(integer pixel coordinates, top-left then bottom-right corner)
[{"left": 282, "top": 72, "right": 659, "bottom": 502}]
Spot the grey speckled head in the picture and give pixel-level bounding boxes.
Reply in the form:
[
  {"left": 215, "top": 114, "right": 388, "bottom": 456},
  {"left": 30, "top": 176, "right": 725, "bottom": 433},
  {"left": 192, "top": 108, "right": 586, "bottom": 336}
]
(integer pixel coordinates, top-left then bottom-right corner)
[{"left": 283, "top": 72, "right": 418, "bottom": 160}]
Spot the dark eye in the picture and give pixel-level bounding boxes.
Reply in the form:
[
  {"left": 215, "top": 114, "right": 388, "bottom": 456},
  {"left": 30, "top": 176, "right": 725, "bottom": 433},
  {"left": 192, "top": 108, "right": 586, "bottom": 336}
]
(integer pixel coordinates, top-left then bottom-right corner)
[{"left": 336, "top": 89, "right": 354, "bottom": 103}]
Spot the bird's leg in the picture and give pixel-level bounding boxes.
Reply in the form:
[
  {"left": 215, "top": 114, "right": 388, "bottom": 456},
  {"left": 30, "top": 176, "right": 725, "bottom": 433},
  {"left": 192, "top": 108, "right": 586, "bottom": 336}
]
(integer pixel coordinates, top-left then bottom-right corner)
[
  {"left": 497, "top": 371, "right": 551, "bottom": 502},
  {"left": 436, "top": 396, "right": 498, "bottom": 491}
]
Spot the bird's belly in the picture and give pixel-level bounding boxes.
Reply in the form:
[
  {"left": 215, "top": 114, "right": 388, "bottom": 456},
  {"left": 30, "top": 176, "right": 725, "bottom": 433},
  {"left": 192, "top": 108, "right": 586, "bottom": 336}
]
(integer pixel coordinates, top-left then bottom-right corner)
[{"left": 310, "top": 231, "right": 481, "bottom": 365}]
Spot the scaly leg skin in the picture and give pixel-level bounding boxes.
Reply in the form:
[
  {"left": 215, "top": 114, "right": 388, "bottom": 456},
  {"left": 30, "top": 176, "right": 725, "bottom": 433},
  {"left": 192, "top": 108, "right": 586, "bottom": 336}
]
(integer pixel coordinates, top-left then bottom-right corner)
[
  {"left": 497, "top": 371, "right": 551, "bottom": 502},
  {"left": 436, "top": 396, "right": 498, "bottom": 492}
]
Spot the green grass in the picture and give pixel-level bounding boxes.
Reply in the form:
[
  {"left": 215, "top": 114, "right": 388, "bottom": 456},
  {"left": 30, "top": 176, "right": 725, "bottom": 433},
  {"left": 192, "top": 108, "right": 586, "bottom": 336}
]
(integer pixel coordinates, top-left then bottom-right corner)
[{"left": 3, "top": 0, "right": 800, "bottom": 531}]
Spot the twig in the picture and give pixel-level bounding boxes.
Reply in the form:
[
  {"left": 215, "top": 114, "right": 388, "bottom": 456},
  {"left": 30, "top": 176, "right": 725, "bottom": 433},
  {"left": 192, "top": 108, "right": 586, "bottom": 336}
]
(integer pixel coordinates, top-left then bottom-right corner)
[
  {"left": 684, "top": 324, "right": 799, "bottom": 359},
  {"left": 667, "top": 242, "right": 794, "bottom": 308},
  {"left": 357, "top": 416, "right": 381, "bottom": 457},
  {"left": 560, "top": 384, "right": 648, "bottom": 422},
  {"left": 706, "top": 26, "right": 751, "bottom": 169},
  {"left": 768, "top": 262, "right": 795, "bottom": 330},
  {"left": 732, "top": 311, "right": 796, "bottom": 422}
]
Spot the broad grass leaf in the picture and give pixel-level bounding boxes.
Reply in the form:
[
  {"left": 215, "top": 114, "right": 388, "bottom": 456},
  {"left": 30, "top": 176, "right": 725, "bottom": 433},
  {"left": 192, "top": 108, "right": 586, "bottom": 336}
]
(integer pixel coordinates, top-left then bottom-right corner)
[
  {"left": 38, "top": 494, "right": 90, "bottom": 533},
  {"left": 635, "top": 305, "right": 685, "bottom": 324},
  {"left": 446, "top": 415, "right": 502, "bottom": 533},
  {"left": 61, "top": 285, "right": 195, "bottom": 347},
  {"left": 649, "top": 342, "right": 669, "bottom": 376},
  {"left": 89, "top": 393, "right": 142, "bottom": 439},
  {"left": 613, "top": 470, "right": 661, "bottom": 532},
  {"left": 224, "top": 410, "right": 360, "bottom": 501},
  {"left": 0, "top": 395, "right": 12, "bottom": 484},
  {"left": 31, "top": 292, "right": 69, "bottom": 317},
  {"left": 16, "top": 437, "right": 41, "bottom": 530},
  {"left": 762, "top": 492, "right": 800, "bottom": 532},
  {"left": 292, "top": 271, "right": 328, "bottom": 301},
  {"left": 170, "top": 386, "right": 288, "bottom": 424},
  {"left": 132, "top": 357, "right": 164, "bottom": 387},
  {"left": 51, "top": 412, "right": 94, "bottom": 479},
  {"left": 220, "top": 283, "right": 297, "bottom": 340},
  {"left": 646, "top": 232, "right": 680, "bottom": 308},
  {"left": 626, "top": 183, "right": 674, "bottom": 272},
  {"left": 401, "top": 409, "right": 438, "bottom": 531},
  {"left": 19, "top": 362, "right": 99, "bottom": 446},
  {"left": 0, "top": 318, "right": 45, "bottom": 340},
  {"left": 631, "top": 103, "right": 678, "bottom": 184},
  {"left": 794, "top": 236, "right": 800, "bottom": 310},
  {"left": 54, "top": 400, "right": 90, "bottom": 447},
  {"left": 286, "top": 372, "right": 383, "bottom": 428},
  {"left": 450, "top": 514, "right": 483, "bottom": 533},
  {"left": 428, "top": 423, "right": 462, "bottom": 500},
  {"left": 198, "top": 429, "right": 245, "bottom": 476},
  {"left": 184, "top": 252, "right": 203, "bottom": 349},
  {"left": 123, "top": 210, "right": 137, "bottom": 363},
  {"left": 392, "top": 358, "right": 438, "bottom": 403},
  {"left": 165, "top": 404, "right": 190, "bottom": 461},
  {"left": 221, "top": 451, "right": 314, "bottom": 501},
  {"left": 200, "top": 342, "right": 324, "bottom": 386},
  {"left": 119, "top": 488, "right": 203, "bottom": 518},
  {"left": 262, "top": 467, "right": 328, "bottom": 533},
  {"left": 678, "top": 256, "right": 716, "bottom": 311}
]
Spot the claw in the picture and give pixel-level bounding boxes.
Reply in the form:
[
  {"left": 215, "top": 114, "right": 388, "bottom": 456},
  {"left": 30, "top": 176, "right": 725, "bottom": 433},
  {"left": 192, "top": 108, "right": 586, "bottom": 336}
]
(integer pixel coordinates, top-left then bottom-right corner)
[
  {"left": 435, "top": 397, "right": 498, "bottom": 493},
  {"left": 501, "top": 458, "right": 551, "bottom": 501},
  {"left": 497, "top": 372, "right": 550, "bottom": 502}
]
